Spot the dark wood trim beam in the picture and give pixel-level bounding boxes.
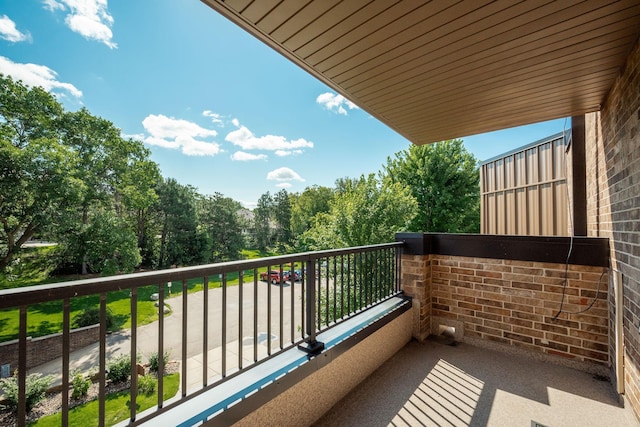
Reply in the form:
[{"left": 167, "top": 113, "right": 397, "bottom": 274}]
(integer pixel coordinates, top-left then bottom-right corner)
[
  {"left": 396, "top": 233, "right": 609, "bottom": 267},
  {"left": 571, "top": 115, "right": 588, "bottom": 236}
]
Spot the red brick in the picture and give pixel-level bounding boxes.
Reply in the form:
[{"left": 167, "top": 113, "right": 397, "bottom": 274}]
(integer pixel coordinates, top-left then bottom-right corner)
[
  {"left": 504, "top": 302, "right": 534, "bottom": 313},
  {"left": 476, "top": 298, "right": 503, "bottom": 308},
  {"left": 504, "top": 332, "right": 533, "bottom": 344},
  {"left": 569, "top": 346, "right": 608, "bottom": 362},
  {"left": 512, "top": 326, "right": 544, "bottom": 339},
  {"left": 477, "top": 312, "right": 503, "bottom": 322}
]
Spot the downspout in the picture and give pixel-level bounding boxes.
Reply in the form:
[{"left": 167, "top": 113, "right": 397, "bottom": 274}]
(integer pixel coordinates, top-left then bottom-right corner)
[{"left": 614, "top": 270, "right": 625, "bottom": 395}]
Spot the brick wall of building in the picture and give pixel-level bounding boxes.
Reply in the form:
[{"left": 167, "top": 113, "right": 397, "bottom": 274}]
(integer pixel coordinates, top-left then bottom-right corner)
[
  {"left": 585, "top": 37, "right": 640, "bottom": 419},
  {"left": 429, "top": 255, "right": 609, "bottom": 367}
]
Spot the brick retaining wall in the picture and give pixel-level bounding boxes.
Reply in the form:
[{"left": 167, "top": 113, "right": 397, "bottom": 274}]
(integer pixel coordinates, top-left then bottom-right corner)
[{"left": 0, "top": 324, "right": 100, "bottom": 375}]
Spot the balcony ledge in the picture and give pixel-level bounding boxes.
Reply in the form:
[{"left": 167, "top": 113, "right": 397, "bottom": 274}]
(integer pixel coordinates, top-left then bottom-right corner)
[{"left": 128, "top": 296, "right": 411, "bottom": 427}]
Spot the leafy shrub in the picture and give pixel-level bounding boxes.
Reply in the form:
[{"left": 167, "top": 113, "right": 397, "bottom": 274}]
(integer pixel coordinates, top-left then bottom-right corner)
[
  {"left": 71, "top": 370, "right": 91, "bottom": 399},
  {"left": 72, "top": 306, "right": 114, "bottom": 329},
  {"left": 148, "top": 350, "right": 170, "bottom": 373},
  {"left": 0, "top": 372, "right": 52, "bottom": 413},
  {"left": 137, "top": 375, "right": 156, "bottom": 395},
  {"left": 106, "top": 354, "right": 131, "bottom": 383}
]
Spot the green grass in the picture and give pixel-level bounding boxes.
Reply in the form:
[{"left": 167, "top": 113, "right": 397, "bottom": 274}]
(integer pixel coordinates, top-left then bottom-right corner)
[{"left": 29, "top": 373, "right": 179, "bottom": 427}]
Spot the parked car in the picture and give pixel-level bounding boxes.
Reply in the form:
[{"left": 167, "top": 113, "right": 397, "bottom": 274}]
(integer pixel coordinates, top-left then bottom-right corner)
[
  {"left": 260, "top": 270, "right": 283, "bottom": 284},
  {"left": 283, "top": 270, "right": 301, "bottom": 282},
  {"left": 260, "top": 269, "right": 300, "bottom": 283}
]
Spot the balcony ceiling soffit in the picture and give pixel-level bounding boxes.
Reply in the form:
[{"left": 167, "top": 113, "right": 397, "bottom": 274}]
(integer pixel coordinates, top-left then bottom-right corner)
[{"left": 202, "top": 0, "right": 640, "bottom": 145}]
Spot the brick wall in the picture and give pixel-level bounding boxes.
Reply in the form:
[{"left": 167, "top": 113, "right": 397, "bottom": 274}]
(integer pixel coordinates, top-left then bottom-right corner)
[
  {"left": 585, "top": 36, "right": 640, "bottom": 419},
  {"left": 400, "top": 254, "right": 431, "bottom": 340},
  {"left": 430, "top": 255, "right": 609, "bottom": 366},
  {"left": 0, "top": 324, "right": 100, "bottom": 374}
]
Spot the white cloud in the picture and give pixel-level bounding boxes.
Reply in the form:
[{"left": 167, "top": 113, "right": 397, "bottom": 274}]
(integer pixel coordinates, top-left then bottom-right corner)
[
  {"left": 203, "top": 110, "right": 224, "bottom": 127},
  {"left": 276, "top": 182, "right": 293, "bottom": 189},
  {"left": 142, "top": 114, "right": 220, "bottom": 156},
  {"left": 316, "top": 92, "right": 359, "bottom": 115},
  {"left": 225, "top": 121, "right": 313, "bottom": 152},
  {"left": 42, "top": 0, "right": 65, "bottom": 11},
  {"left": 275, "top": 150, "right": 302, "bottom": 157},
  {"left": 0, "top": 15, "right": 31, "bottom": 42},
  {"left": 231, "top": 151, "right": 267, "bottom": 161},
  {"left": 0, "top": 56, "right": 82, "bottom": 98},
  {"left": 44, "top": 0, "right": 117, "bottom": 48},
  {"left": 267, "top": 167, "right": 305, "bottom": 182},
  {"left": 231, "top": 118, "right": 240, "bottom": 127}
]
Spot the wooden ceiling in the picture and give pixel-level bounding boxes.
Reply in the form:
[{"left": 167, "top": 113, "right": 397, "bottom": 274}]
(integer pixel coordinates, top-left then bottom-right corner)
[{"left": 201, "top": 0, "right": 640, "bottom": 145}]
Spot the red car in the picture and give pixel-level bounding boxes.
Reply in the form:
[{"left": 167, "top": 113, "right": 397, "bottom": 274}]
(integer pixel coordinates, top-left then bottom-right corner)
[{"left": 260, "top": 270, "right": 284, "bottom": 284}]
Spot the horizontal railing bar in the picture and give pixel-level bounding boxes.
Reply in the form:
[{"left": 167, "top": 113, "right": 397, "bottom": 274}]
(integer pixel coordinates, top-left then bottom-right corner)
[{"left": 0, "top": 242, "right": 403, "bottom": 308}]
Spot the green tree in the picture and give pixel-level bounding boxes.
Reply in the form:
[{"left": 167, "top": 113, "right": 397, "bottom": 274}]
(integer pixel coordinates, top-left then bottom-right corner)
[
  {"left": 301, "top": 174, "right": 416, "bottom": 249},
  {"left": 197, "top": 193, "right": 245, "bottom": 262},
  {"left": 385, "top": 140, "right": 480, "bottom": 233},
  {"left": 0, "top": 75, "right": 80, "bottom": 270},
  {"left": 272, "top": 189, "right": 292, "bottom": 251},
  {"left": 290, "top": 185, "right": 334, "bottom": 237},
  {"left": 252, "top": 192, "right": 273, "bottom": 251},
  {"left": 55, "top": 109, "right": 155, "bottom": 274},
  {"left": 156, "top": 178, "right": 205, "bottom": 268},
  {"left": 119, "top": 151, "right": 161, "bottom": 267}
]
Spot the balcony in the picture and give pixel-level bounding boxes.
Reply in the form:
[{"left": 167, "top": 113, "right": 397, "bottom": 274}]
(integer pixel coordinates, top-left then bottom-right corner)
[{"left": 0, "top": 234, "right": 637, "bottom": 426}]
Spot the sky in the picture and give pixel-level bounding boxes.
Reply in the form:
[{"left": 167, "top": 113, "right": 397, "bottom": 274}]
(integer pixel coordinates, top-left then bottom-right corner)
[{"left": 0, "top": 0, "right": 569, "bottom": 208}]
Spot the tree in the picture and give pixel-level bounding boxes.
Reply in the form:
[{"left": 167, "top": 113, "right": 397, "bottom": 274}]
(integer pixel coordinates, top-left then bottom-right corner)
[
  {"left": 197, "top": 193, "right": 245, "bottom": 262},
  {"left": 0, "top": 75, "right": 79, "bottom": 270},
  {"left": 156, "top": 178, "right": 205, "bottom": 268},
  {"left": 301, "top": 174, "right": 416, "bottom": 249},
  {"left": 272, "top": 189, "right": 292, "bottom": 251},
  {"left": 252, "top": 192, "right": 273, "bottom": 251},
  {"left": 55, "top": 109, "right": 155, "bottom": 274},
  {"left": 385, "top": 139, "right": 480, "bottom": 233},
  {"left": 118, "top": 150, "right": 161, "bottom": 267},
  {"left": 290, "top": 185, "right": 334, "bottom": 237}
]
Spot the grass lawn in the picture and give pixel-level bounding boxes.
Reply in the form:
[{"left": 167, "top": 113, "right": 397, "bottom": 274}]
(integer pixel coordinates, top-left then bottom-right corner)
[{"left": 29, "top": 373, "right": 179, "bottom": 427}]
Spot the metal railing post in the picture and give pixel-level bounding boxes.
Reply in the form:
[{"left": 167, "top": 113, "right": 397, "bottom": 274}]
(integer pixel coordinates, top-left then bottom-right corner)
[{"left": 298, "top": 259, "right": 324, "bottom": 356}]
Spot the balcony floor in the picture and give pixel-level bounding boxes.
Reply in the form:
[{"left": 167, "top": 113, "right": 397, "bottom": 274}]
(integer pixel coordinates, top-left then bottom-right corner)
[{"left": 314, "top": 338, "right": 638, "bottom": 427}]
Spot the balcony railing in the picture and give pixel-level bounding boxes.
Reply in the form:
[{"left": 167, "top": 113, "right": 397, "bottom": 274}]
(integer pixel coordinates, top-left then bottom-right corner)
[{"left": 0, "top": 242, "right": 403, "bottom": 426}]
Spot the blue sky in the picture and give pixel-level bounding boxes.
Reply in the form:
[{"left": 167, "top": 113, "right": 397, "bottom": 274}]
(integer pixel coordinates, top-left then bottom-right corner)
[{"left": 0, "top": 0, "right": 567, "bottom": 208}]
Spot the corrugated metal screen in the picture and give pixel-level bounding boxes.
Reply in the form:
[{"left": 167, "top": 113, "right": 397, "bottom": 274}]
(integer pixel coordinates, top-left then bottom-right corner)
[{"left": 480, "top": 132, "right": 569, "bottom": 236}]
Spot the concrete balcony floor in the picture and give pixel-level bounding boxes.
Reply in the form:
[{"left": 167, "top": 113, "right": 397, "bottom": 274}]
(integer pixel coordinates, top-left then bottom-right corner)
[{"left": 315, "top": 338, "right": 638, "bottom": 427}]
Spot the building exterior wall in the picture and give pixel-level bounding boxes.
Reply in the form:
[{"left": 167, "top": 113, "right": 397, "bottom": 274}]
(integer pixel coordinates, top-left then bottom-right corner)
[
  {"left": 480, "top": 133, "right": 569, "bottom": 236},
  {"left": 585, "top": 37, "right": 640, "bottom": 419}
]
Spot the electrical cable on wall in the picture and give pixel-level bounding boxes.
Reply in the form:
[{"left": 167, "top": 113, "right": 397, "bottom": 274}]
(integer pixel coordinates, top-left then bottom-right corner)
[{"left": 551, "top": 119, "right": 604, "bottom": 321}]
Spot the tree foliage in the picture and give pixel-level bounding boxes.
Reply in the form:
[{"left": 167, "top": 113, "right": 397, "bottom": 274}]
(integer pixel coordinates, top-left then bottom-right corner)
[
  {"left": 0, "top": 75, "right": 79, "bottom": 270},
  {"left": 290, "top": 185, "right": 333, "bottom": 237},
  {"left": 272, "top": 189, "right": 292, "bottom": 251},
  {"left": 301, "top": 174, "right": 416, "bottom": 250},
  {"left": 385, "top": 139, "right": 480, "bottom": 233},
  {"left": 252, "top": 192, "right": 273, "bottom": 251},
  {"left": 197, "top": 193, "right": 245, "bottom": 262}
]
